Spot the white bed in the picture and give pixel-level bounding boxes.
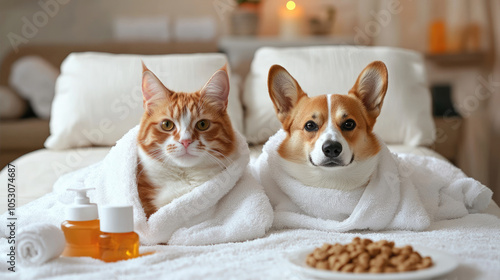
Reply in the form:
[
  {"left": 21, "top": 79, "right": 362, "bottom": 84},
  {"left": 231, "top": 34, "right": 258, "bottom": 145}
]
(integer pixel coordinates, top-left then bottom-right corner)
[{"left": 1, "top": 47, "right": 499, "bottom": 279}]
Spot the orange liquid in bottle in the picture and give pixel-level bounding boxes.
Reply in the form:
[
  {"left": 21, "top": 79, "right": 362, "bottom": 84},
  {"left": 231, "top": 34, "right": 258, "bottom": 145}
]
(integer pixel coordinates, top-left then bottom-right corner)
[
  {"left": 61, "top": 220, "right": 100, "bottom": 258},
  {"left": 99, "top": 231, "right": 139, "bottom": 262},
  {"left": 429, "top": 20, "right": 447, "bottom": 54}
]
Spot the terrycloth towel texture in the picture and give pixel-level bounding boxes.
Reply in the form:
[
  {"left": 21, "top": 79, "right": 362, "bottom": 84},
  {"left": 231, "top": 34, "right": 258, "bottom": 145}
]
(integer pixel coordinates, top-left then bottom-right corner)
[
  {"left": 0, "top": 212, "right": 499, "bottom": 279},
  {"left": 16, "top": 223, "right": 65, "bottom": 266},
  {"left": 252, "top": 130, "right": 493, "bottom": 231},
  {"left": 0, "top": 126, "right": 273, "bottom": 245}
]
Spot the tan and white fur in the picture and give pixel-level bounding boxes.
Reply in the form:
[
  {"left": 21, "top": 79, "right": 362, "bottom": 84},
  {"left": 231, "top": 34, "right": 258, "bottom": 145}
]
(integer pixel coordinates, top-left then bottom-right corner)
[{"left": 268, "top": 61, "right": 388, "bottom": 190}]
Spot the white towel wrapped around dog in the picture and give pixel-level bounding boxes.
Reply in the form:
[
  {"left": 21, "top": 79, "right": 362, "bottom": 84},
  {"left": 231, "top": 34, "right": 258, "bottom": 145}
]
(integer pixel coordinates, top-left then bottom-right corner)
[
  {"left": 1, "top": 126, "right": 273, "bottom": 245},
  {"left": 16, "top": 223, "right": 65, "bottom": 266},
  {"left": 252, "top": 129, "right": 493, "bottom": 231}
]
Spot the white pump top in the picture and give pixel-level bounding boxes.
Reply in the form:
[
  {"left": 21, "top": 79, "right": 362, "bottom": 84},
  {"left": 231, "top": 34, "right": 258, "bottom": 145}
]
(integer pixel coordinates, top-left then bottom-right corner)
[{"left": 66, "top": 188, "right": 99, "bottom": 221}]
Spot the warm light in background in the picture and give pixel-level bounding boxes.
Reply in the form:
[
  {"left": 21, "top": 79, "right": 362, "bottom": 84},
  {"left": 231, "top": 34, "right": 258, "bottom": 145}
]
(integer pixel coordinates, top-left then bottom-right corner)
[{"left": 286, "top": 1, "right": 296, "bottom": 11}]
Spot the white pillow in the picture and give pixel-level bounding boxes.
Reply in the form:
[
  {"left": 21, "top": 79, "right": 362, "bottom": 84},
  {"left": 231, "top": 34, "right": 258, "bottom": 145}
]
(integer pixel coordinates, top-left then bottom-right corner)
[
  {"left": 9, "top": 56, "right": 59, "bottom": 119},
  {"left": 46, "top": 52, "right": 243, "bottom": 150},
  {"left": 243, "top": 46, "right": 435, "bottom": 146}
]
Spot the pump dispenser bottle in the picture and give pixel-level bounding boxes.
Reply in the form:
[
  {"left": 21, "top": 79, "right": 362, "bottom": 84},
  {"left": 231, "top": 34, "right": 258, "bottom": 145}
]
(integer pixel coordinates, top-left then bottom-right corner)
[
  {"left": 61, "top": 188, "right": 100, "bottom": 258},
  {"left": 98, "top": 205, "right": 139, "bottom": 262}
]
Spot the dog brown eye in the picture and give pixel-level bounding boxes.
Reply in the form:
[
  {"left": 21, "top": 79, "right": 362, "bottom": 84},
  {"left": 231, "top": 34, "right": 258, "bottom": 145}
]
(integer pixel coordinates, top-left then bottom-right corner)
[
  {"left": 304, "top": 121, "right": 319, "bottom": 132},
  {"left": 341, "top": 119, "right": 356, "bottom": 131},
  {"left": 161, "top": 120, "right": 175, "bottom": 131}
]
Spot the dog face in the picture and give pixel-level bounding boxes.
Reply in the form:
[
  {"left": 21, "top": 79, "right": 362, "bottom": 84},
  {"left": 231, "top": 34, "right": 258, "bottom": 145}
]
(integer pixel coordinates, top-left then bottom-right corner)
[{"left": 268, "top": 61, "right": 388, "bottom": 189}]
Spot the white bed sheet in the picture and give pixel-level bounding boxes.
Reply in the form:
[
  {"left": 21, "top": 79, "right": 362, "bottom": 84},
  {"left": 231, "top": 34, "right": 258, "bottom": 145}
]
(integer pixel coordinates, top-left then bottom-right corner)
[{"left": 1, "top": 214, "right": 500, "bottom": 279}]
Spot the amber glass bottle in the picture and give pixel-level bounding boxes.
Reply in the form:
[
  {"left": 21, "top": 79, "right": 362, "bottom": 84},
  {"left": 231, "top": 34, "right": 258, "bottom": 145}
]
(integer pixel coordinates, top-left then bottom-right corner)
[
  {"left": 61, "top": 220, "right": 100, "bottom": 258},
  {"left": 98, "top": 205, "right": 139, "bottom": 262},
  {"left": 61, "top": 188, "right": 100, "bottom": 258}
]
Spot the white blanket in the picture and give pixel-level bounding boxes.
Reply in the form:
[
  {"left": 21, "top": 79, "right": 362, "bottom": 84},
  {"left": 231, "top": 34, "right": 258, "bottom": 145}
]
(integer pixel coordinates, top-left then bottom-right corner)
[
  {"left": 0, "top": 126, "right": 273, "bottom": 246},
  {"left": 252, "top": 130, "right": 493, "bottom": 231},
  {"left": 0, "top": 212, "right": 499, "bottom": 279}
]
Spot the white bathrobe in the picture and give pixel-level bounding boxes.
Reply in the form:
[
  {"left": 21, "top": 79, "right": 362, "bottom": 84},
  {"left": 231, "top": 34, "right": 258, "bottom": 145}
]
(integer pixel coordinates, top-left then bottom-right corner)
[{"left": 252, "top": 129, "right": 492, "bottom": 231}]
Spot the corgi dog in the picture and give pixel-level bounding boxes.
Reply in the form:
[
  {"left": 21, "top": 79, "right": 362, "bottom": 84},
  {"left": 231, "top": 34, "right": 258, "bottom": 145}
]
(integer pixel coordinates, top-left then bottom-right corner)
[{"left": 267, "top": 61, "right": 388, "bottom": 190}]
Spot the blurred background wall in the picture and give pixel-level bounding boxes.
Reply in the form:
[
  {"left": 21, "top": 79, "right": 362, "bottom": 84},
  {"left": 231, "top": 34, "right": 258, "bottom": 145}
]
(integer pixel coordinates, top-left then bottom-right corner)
[
  {"left": 0, "top": 0, "right": 224, "bottom": 64},
  {"left": 0, "top": 0, "right": 494, "bottom": 61}
]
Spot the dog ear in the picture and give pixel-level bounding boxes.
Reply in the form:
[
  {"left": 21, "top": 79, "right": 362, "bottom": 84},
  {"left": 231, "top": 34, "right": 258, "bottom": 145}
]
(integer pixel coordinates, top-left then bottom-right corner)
[
  {"left": 268, "top": 65, "right": 305, "bottom": 123},
  {"left": 349, "top": 61, "right": 388, "bottom": 119}
]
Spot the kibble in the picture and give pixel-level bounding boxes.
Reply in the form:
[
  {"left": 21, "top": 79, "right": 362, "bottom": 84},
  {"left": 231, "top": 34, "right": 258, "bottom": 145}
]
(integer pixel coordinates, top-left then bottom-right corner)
[{"left": 306, "top": 238, "right": 433, "bottom": 273}]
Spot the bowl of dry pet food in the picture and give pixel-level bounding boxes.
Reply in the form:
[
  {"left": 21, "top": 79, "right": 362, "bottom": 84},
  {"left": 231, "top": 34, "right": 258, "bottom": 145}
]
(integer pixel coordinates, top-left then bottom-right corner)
[{"left": 286, "top": 237, "right": 458, "bottom": 280}]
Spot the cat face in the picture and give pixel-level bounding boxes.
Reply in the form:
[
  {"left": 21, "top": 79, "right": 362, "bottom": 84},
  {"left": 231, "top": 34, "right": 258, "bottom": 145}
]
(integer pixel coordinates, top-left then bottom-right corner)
[{"left": 137, "top": 63, "right": 236, "bottom": 168}]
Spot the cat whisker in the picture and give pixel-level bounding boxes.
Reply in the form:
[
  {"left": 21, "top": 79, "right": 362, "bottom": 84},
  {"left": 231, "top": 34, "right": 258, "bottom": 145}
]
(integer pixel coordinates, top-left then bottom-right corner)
[
  {"left": 136, "top": 145, "right": 168, "bottom": 172},
  {"left": 206, "top": 148, "right": 234, "bottom": 166},
  {"left": 203, "top": 148, "right": 234, "bottom": 170},
  {"left": 203, "top": 152, "right": 228, "bottom": 170}
]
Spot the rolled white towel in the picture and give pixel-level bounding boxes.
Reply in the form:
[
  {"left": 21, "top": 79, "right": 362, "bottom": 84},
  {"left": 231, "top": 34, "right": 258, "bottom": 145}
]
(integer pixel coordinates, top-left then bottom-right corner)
[{"left": 16, "top": 223, "right": 65, "bottom": 266}]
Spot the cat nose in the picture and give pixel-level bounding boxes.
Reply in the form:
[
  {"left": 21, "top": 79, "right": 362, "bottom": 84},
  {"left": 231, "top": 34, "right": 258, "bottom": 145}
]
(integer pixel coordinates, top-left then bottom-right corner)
[{"left": 180, "top": 139, "right": 192, "bottom": 149}]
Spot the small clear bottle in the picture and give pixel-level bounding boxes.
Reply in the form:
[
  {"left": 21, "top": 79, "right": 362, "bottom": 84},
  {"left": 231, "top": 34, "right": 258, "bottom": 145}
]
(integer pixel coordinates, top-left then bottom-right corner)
[
  {"left": 98, "top": 205, "right": 139, "bottom": 262},
  {"left": 61, "top": 188, "right": 100, "bottom": 258}
]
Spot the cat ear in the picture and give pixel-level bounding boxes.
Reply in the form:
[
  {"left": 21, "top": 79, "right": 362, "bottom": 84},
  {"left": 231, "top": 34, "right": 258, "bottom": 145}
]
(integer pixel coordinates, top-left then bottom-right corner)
[
  {"left": 141, "top": 61, "right": 172, "bottom": 110},
  {"left": 348, "top": 61, "right": 388, "bottom": 119},
  {"left": 200, "top": 64, "right": 230, "bottom": 110},
  {"left": 268, "top": 64, "right": 306, "bottom": 123}
]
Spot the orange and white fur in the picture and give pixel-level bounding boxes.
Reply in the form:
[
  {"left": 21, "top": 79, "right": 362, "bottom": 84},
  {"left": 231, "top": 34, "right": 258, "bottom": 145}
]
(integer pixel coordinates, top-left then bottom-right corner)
[
  {"left": 137, "top": 63, "right": 238, "bottom": 217},
  {"left": 268, "top": 61, "right": 387, "bottom": 190}
]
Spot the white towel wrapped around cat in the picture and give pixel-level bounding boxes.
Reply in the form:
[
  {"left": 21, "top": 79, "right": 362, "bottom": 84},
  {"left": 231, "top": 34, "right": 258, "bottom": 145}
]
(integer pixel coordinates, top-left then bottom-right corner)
[
  {"left": 252, "top": 129, "right": 493, "bottom": 231},
  {"left": 0, "top": 125, "right": 273, "bottom": 245}
]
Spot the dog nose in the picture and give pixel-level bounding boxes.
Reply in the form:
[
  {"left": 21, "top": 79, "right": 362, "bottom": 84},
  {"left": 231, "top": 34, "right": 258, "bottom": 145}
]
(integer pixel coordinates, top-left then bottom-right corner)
[{"left": 322, "top": 140, "right": 342, "bottom": 158}]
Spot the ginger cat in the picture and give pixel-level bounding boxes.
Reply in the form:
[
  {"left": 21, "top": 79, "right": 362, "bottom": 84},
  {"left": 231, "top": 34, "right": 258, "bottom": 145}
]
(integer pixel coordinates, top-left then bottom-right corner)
[{"left": 137, "top": 63, "right": 238, "bottom": 218}]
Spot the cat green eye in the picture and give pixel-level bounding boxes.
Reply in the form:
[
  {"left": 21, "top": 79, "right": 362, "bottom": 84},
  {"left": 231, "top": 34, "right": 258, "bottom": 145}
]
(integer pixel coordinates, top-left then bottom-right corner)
[
  {"left": 196, "top": 120, "right": 210, "bottom": 131},
  {"left": 160, "top": 120, "right": 175, "bottom": 131}
]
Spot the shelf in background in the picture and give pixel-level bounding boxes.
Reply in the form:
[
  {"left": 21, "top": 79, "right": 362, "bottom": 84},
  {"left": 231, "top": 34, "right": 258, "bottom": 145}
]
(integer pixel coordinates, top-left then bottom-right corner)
[
  {"left": 425, "top": 52, "right": 486, "bottom": 66},
  {"left": 219, "top": 35, "right": 355, "bottom": 50}
]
